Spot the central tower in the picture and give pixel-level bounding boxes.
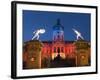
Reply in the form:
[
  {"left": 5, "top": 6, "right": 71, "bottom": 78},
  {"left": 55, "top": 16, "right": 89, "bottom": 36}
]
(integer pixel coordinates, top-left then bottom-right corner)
[
  {"left": 53, "top": 19, "right": 64, "bottom": 41},
  {"left": 52, "top": 19, "right": 65, "bottom": 60}
]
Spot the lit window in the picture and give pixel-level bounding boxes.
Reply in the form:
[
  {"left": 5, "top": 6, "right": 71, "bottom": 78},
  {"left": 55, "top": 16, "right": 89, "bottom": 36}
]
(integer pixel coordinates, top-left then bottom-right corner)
[
  {"left": 61, "top": 47, "right": 64, "bottom": 52},
  {"left": 57, "top": 47, "right": 60, "bottom": 53},
  {"left": 54, "top": 47, "right": 56, "bottom": 53}
]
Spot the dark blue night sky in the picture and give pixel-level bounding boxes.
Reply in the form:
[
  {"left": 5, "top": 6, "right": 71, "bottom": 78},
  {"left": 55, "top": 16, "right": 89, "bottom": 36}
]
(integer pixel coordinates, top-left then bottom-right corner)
[{"left": 23, "top": 10, "right": 90, "bottom": 42}]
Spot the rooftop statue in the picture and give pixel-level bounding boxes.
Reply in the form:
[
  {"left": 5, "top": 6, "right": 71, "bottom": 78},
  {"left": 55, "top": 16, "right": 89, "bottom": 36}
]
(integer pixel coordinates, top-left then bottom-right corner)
[
  {"left": 32, "top": 29, "right": 45, "bottom": 40},
  {"left": 72, "top": 28, "right": 84, "bottom": 40}
]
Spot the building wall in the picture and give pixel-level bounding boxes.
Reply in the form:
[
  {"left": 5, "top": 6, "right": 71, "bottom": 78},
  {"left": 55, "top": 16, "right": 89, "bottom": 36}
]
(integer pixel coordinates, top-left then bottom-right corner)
[
  {"left": 41, "top": 40, "right": 90, "bottom": 67},
  {"left": 41, "top": 42, "right": 76, "bottom": 59}
]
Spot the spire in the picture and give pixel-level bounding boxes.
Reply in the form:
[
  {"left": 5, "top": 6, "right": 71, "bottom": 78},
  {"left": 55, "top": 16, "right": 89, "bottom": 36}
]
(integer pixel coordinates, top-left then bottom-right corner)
[
  {"left": 53, "top": 19, "right": 64, "bottom": 30},
  {"left": 57, "top": 19, "right": 60, "bottom": 25}
]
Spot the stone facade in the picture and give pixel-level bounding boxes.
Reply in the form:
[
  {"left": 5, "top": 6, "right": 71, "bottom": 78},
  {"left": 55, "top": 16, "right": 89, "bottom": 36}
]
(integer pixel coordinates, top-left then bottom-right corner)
[
  {"left": 23, "top": 40, "right": 43, "bottom": 69},
  {"left": 23, "top": 19, "right": 90, "bottom": 69}
]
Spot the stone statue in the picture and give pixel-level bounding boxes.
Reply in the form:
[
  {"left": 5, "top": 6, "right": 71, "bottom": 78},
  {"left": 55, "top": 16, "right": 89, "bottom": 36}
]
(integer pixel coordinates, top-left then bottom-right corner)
[
  {"left": 72, "top": 28, "right": 84, "bottom": 40},
  {"left": 32, "top": 29, "right": 45, "bottom": 40}
]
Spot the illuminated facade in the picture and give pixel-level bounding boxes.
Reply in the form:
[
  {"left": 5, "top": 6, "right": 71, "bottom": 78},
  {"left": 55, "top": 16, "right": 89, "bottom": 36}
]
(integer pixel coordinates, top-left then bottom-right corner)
[
  {"left": 41, "top": 19, "right": 76, "bottom": 60},
  {"left": 23, "top": 19, "right": 90, "bottom": 69}
]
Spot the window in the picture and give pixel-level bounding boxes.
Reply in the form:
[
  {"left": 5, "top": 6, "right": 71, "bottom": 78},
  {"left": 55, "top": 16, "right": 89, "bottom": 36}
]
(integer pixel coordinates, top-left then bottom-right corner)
[
  {"left": 61, "top": 47, "right": 64, "bottom": 53},
  {"left": 54, "top": 47, "right": 56, "bottom": 53},
  {"left": 57, "top": 47, "right": 60, "bottom": 53}
]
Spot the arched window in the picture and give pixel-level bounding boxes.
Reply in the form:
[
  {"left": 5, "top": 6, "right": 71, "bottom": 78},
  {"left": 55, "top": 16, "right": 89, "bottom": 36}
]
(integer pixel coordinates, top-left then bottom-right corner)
[
  {"left": 57, "top": 47, "right": 60, "bottom": 53},
  {"left": 57, "top": 35, "right": 60, "bottom": 39},
  {"left": 54, "top": 47, "right": 56, "bottom": 53},
  {"left": 61, "top": 47, "right": 64, "bottom": 53}
]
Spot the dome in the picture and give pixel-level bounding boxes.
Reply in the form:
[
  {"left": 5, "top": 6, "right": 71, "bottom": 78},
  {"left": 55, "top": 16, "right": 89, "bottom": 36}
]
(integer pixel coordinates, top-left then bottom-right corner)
[{"left": 53, "top": 19, "right": 64, "bottom": 30}]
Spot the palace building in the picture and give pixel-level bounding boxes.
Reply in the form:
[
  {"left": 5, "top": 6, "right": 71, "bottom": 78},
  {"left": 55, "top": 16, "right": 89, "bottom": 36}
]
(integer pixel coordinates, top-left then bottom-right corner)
[
  {"left": 41, "top": 19, "right": 76, "bottom": 60},
  {"left": 23, "top": 19, "right": 90, "bottom": 69}
]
